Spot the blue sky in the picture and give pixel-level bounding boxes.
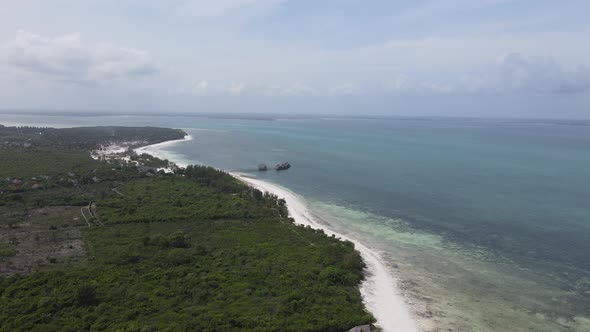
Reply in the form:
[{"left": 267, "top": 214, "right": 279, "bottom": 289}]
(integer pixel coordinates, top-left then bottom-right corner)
[{"left": 1, "top": 0, "right": 589, "bottom": 118}]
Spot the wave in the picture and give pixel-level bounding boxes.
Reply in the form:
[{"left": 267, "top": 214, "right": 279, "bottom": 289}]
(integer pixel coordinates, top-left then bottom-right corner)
[{"left": 134, "top": 135, "right": 195, "bottom": 167}]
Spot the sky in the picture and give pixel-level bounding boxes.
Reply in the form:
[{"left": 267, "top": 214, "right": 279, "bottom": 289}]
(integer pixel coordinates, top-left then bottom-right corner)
[{"left": 1, "top": 0, "right": 589, "bottom": 118}]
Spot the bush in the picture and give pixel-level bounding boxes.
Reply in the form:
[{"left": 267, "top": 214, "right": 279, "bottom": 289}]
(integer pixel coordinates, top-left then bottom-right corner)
[
  {"left": 166, "top": 248, "right": 193, "bottom": 266},
  {"left": 319, "top": 267, "right": 355, "bottom": 286},
  {"left": 76, "top": 285, "right": 98, "bottom": 307}
]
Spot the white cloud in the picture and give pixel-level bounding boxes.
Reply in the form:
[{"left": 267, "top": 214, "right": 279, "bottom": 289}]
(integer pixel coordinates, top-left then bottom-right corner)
[
  {"left": 192, "top": 80, "right": 210, "bottom": 95},
  {"left": 328, "top": 84, "right": 362, "bottom": 96},
  {"left": 381, "top": 75, "right": 454, "bottom": 94},
  {"left": 175, "top": 0, "right": 283, "bottom": 17},
  {"left": 1, "top": 30, "right": 158, "bottom": 86},
  {"left": 395, "top": 0, "right": 514, "bottom": 22},
  {"left": 279, "top": 83, "right": 318, "bottom": 96},
  {"left": 173, "top": 80, "right": 363, "bottom": 97},
  {"left": 376, "top": 53, "right": 590, "bottom": 95},
  {"left": 228, "top": 81, "right": 246, "bottom": 95},
  {"left": 465, "top": 53, "right": 590, "bottom": 94}
]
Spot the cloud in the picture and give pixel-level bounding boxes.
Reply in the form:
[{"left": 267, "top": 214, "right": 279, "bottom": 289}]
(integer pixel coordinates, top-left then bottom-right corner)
[
  {"left": 328, "top": 84, "right": 362, "bottom": 96},
  {"left": 378, "top": 53, "right": 590, "bottom": 95},
  {"left": 192, "top": 80, "right": 210, "bottom": 95},
  {"left": 381, "top": 75, "right": 454, "bottom": 94},
  {"left": 395, "top": 0, "right": 514, "bottom": 23},
  {"left": 466, "top": 53, "right": 590, "bottom": 94},
  {"left": 228, "top": 81, "right": 246, "bottom": 95},
  {"left": 171, "top": 80, "right": 252, "bottom": 96},
  {"left": 278, "top": 83, "right": 318, "bottom": 96},
  {"left": 173, "top": 80, "right": 365, "bottom": 97},
  {"left": 1, "top": 30, "right": 158, "bottom": 86},
  {"left": 175, "top": 0, "right": 283, "bottom": 17}
]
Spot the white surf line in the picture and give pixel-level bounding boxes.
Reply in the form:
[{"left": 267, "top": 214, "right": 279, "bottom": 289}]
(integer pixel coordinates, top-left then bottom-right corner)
[
  {"left": 134, "top": 134, "right": 194, "bottom": 167},
  {"left": 231, "top": 173, "right": 419, "bottom": 332}
]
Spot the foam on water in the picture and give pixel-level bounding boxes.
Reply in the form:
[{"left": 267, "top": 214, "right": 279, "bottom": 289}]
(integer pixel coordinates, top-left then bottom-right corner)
[
  {"left": 309, "top": 201, "right": 590, "bottom": 332},
  {"left": 134, "top": 135, "right": 195, "bottom": 167}
]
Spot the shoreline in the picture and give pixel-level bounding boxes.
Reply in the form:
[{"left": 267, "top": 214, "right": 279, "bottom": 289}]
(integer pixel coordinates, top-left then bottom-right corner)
[
  {"left": 134, "top": 135, "right": 194, "bottom": 167},
  {"left": 134, "top": 136, "right": 420, "bottom": 332},
  {"left": 231, "top": 173, "right": 419, "bottom": 332}
]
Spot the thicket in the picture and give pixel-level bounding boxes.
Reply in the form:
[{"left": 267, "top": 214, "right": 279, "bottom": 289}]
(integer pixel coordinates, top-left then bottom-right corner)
[{"left": 0, "top": 124, "right": 375, "bottom": 331}]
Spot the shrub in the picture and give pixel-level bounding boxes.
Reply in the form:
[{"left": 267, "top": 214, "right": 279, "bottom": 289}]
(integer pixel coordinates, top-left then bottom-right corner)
[{"left": 76, "top": 285, "right": 98, "bottom": 307}]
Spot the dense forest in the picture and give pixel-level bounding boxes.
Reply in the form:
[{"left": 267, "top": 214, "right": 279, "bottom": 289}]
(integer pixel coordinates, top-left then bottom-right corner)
[{"left": 0, "top": 125, "right": 374, "bottom": 331}]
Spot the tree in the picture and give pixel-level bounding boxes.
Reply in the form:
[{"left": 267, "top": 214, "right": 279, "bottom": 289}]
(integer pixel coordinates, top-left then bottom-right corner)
[{"left": 77, "top": 285, "right": 98, "bottom": 306}]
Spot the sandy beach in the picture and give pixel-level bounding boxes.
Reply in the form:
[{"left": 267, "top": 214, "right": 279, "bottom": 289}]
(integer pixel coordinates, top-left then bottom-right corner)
[{"left": 134, "top": 135, "right": 194, "bottom": 167}]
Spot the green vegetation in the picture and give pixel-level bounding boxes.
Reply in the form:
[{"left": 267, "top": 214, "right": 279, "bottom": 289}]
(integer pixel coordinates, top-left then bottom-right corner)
[
  {"left": 0, "top": 125, "right": 186, "bottom": 151},
  {"left": 0, "top": 125, "right": 374, "bottom": 331},
  {"left": 1, "top": 221, "right": 370, "bottom": 331},
  {"left": 99, "top": 176, "right": 288, "bottom": 224}
]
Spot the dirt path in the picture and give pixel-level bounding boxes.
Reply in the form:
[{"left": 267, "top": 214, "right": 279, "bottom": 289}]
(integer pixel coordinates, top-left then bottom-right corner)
[
  {"left": 80, "top": 202, "right": 103, "bottom": 227},
  {"left": 80, "top": 206, "right": 91, "bottom": 227},
  {"left": 88, "top": 202, "right": 103, "bottom": 226},
  {"left": 111, "top": 188, "right": 125, "bottom": 196}
]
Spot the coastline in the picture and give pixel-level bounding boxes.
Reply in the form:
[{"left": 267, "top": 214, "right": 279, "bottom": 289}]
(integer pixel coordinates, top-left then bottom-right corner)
[
  {"left": 231, "top": 173, "right": 419, "bottom": 332},
  {"left": 134, "top": 135, "right": 194, "bottom": 167},
  {"left": 134, "top": 136, "right": 420, "bottom": 332}
]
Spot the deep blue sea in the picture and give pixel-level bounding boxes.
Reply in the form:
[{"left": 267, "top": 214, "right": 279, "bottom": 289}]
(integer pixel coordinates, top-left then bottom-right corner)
[{"left": 3, "top": 114, "right": 590, "bottom": 331}]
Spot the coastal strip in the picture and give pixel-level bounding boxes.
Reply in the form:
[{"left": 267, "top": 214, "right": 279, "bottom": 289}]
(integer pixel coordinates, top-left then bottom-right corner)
[
  {"left": 133, "top": 136, "right": 419, "bottom": 332},
  {"left": 231, "top": 174, "right": 419, "bottom": 332},
  {"left": 134, "top": 135, "right": 194, "bottom": 167}
]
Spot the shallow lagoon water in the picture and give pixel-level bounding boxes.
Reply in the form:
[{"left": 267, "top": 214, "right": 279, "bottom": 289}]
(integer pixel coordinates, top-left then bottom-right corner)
[{"left": 3, "top": 114, "right": 590, "bottom": 331}]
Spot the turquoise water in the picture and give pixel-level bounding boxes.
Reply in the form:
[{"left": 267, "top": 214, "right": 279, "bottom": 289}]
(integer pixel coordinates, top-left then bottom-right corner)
[{"left": 3, "top": 114, "right": 590, "bottom": 331}]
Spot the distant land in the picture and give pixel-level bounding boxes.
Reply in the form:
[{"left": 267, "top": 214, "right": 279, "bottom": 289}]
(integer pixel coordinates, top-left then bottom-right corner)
[{"left": 3, "top": 109, "right": 590, "bottom": 125}]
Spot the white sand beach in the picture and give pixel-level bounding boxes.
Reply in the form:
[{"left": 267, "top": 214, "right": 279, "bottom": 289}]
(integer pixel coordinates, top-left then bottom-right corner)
[{"left": 134, "top": 135, "right": 194, "bottom": 167}]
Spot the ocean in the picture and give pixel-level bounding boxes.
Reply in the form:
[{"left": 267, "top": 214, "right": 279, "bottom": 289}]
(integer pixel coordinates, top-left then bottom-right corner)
[{"left": 3, "top": 114, "right": 590, "bottom": 331}]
